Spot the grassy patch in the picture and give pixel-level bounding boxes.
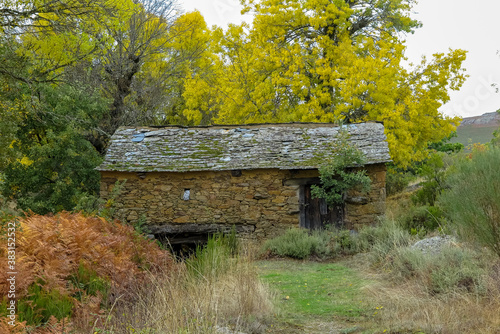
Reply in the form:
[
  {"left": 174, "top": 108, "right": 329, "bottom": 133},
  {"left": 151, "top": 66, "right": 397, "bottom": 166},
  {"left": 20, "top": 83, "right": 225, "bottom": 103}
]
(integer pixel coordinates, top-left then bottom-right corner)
[
  {"left": 257, "top": 260, "right": 372, "bottom": 328},
  {"left": 451, "top": 125, "right": 497, "bottom": 146}
]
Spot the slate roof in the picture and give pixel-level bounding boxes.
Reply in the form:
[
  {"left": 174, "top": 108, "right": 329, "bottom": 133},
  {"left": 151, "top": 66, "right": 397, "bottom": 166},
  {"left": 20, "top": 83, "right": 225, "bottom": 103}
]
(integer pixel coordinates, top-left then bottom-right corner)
[{"left": 97, "top": 122, "right": 391, "bottom": 172}]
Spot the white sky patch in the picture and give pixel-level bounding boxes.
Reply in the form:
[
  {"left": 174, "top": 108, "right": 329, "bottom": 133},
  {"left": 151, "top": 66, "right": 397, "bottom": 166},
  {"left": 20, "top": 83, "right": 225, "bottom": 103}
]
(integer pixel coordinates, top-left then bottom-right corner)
[
  {"left": 179, "top": 0, "right": 500, "bottom": 118},
  {"left": 404, "top": 0, "right": 500, "bottom": 118},
  {"left": 180, "top": 0, "right": 251, "bottom": 27}
]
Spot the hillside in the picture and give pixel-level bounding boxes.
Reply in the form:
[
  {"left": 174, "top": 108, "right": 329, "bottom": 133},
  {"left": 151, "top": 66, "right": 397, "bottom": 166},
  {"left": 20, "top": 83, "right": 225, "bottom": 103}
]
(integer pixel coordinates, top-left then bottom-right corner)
[
  {"left": 450, "top": 111, "right": 500, "bottom": 145},
  {"left": 459, "top": 111, "right": 500, "bottom": 127}
]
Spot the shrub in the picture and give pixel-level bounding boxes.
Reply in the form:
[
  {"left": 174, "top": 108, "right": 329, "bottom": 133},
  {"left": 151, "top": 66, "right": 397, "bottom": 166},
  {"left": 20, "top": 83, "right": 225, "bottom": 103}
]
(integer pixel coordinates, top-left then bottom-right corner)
[
  {"left": 388, "top": 246, "right": 490, "bottom": 295},
  {"left": 74, "top": 179, "right": 127, "bottom": 219},
  {"left": 356, "top": 219, "right": 414, "bottom": 264},
  {"left": 399, "top": 205, "right": 444, "bottom": 234},
  {"left": 262, "top": 228, "right": 331, "bottom": 259},
  {"left": 386, "top": 167, "right": 415, "bottom": 196},
  {"left": 438, "top": 148, "right": 500, "bottom": 257},
  {"left": 412, "top": 153, "right": 449, "bottom": 206},
  {"left": 263, "top": 220, "right": 416, "bottom": 261},
  {"left": 330, "top": 229, "right": 357, "bottom": 255},
  {"left": 311, "top": 129, "right": 371, "bottom": 207}
]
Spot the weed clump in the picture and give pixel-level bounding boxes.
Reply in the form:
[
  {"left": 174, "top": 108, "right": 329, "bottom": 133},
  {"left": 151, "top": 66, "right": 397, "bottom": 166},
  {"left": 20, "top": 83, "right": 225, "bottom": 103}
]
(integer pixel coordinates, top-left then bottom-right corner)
[{"left": 262, "top": 228, "right": 330, "bottom": 259}]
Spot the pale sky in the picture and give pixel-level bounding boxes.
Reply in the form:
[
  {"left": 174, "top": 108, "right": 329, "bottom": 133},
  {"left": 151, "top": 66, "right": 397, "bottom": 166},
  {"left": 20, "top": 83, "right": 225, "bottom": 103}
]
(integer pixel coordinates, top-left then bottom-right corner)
[{"left": 180, "top": 0, "right": 500, "bottom": 118}]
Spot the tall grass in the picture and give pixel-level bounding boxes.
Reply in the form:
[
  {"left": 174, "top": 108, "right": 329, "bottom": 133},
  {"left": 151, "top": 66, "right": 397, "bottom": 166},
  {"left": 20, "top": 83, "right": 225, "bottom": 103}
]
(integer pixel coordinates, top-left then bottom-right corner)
[
  {"left": 97, "top": 234, "right": 273, "bottom": 334},
  {"left": 356, "top": 189, "right": 500, "bottom": 333},
  {"left": 439, "top": 147, "right": 500, "bottom": 256},
  {"left": 367, "top": 281, "right": 500, "bottom": 334}
]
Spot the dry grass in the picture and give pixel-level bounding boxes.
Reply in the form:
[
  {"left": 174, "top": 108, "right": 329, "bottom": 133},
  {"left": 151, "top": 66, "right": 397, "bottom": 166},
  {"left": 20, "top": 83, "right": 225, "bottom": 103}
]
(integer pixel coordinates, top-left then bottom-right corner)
[
  {"left": 358, "top": 192, "right": 500, "bottom": 334},
  {"left": 98, "top": 245, "right": 273, "bottom": 334},
  {"left": 365, "top": 279, "right": 500, "bottom": 334}
]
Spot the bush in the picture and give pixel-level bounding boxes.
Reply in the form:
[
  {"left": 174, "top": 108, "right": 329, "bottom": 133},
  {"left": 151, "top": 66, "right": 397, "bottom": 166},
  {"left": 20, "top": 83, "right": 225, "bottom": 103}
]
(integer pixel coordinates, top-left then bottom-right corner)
[
  {"left": 356, "top": 219, "right": 414, "bottom": 264},
  {"left": 388, "top": 246, "right": 490, "bottom": 295},
  {"left": 399, "top": 205, "right": 444, "bottom": 234},
  {"left": 262, "top": 228, "right": 331, "bottom": 259},
  {"left": 262, "top": 219, "right": 417, "bottom": 261},
  {"left": 412, "top": 153, "right": 449, "bottom": 206},
  {"left": 438, "top": 148, "right": 500, "bottom": 257},
  {"left": 386, "top": 167, "right": 415, "bottom": 196},
  {"left": 330, "top": 229, "right": 359, "bottom": 255},
  {"left": 311, "top": 128, "right": 371, "bottom": 207},
  {"left": 74, "top": 179, "right": 127, "bottom": 220}
]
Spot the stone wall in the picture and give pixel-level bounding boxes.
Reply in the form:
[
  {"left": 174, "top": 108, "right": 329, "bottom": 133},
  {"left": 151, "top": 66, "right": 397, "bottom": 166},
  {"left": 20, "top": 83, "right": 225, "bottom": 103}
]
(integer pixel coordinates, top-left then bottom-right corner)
[
  {"left": 344, "top": 163, "right": 386, "bottom": 229},
  {"left": 100, "top": 164, "right": 386, "bottom": 240}
]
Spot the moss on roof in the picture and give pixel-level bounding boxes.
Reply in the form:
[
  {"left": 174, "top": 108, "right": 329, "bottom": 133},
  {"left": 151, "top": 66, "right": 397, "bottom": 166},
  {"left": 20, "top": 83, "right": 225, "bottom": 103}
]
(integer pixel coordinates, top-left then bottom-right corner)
[{"left": 97, "top": 122, "right": 391, "bottom": 172}]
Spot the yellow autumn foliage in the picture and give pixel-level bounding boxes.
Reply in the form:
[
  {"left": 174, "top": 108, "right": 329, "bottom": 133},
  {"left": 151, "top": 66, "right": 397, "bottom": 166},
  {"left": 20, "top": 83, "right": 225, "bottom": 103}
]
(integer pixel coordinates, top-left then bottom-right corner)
[{"left": 182, "top": 0, "right": 466, "bottom": 167}]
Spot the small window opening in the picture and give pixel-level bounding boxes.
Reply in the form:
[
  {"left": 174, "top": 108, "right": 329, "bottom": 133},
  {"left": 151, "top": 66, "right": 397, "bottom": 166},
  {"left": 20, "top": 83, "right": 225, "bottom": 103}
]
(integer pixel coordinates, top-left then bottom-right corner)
[{"left": 183, "top": 189, "right": 191, "bottom": 201}]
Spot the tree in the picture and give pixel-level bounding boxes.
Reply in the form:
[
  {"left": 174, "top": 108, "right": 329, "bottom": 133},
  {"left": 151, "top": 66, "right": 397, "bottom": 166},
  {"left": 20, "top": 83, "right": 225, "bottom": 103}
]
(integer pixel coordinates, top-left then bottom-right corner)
[
  {"left": 132, "top": 10, "right": 217, "bottom": 126},
  {"left": 95, "top": 0, "right": 178, "bottom": 137},
  {"left": 1, "top": 83, "right": 107, "bottom": 214},
  {"left": 0, "top": 0, "right": 123, "bottom": 84},
  {"left": 181, "top": 21, "right": 298, "bottom": 125},
  {"left": 183, "top": 0, "right": 467, "bottom": 167},
  {"left": 0, "top": 0, "right": 194, "bottom": 152},
  {"left": 0, "top": 0, "right": 219, "bottom": 213}
]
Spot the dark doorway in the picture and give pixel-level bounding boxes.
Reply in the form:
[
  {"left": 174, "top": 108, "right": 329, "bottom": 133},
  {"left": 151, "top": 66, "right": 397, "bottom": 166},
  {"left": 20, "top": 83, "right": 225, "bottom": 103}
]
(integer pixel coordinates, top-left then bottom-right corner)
[{"left": 300, "top": 184, "right": 344, "bottom": 230}]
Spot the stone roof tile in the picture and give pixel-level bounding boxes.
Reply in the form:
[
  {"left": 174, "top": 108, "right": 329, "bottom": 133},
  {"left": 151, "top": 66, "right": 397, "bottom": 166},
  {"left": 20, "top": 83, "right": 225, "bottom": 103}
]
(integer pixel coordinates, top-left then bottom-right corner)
[{"left": 97, "top": 122, "right": 391, "bottom": 172}]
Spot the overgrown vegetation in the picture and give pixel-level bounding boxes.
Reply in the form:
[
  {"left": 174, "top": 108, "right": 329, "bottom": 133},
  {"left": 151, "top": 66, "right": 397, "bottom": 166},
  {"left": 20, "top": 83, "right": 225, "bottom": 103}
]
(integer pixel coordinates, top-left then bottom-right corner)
[
  {"left": 0, "top": 214, "right": 271, "bottom": 333},
  {"left": 0, "top": 1, "right": 498, "bottom": 332},
  {"left": 0, "top": 0, "right": 468, "bottom": 213},
  {"left": 385, "top": 165, "right": 415, "bottom": 196},
  {"left": 74, "top": 179, "right": 127, "bottom": 220},
  {"left": 262, "top": 219, "right": 414, "bottom": 261},
  {"left": 311, "top": 129, "right": 371, "bottom": 208},
  {"left": 439, "top": 147, "right": 500, "bottom": 257},
  {"left": 0, "top": 212, "right": 173, "bottom": 332},
  {"left": 262, "top": 228, "right": 331, "bottom": 259},
  {"left": 259, "top": 217, "right": 500, "bottom": 333},
  {"left": 99, "top": 233, "right": 272, "bottom": 334},
  {"left": 4, "top": 142, "right": 500, "bottom": 332}
]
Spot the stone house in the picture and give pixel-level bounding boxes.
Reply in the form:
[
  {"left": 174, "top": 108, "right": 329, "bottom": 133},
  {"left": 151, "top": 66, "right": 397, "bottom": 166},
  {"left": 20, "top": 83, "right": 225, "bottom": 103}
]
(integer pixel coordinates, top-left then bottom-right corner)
[{"left": 97, "top": 122, "right": 391, "bottom": 244}]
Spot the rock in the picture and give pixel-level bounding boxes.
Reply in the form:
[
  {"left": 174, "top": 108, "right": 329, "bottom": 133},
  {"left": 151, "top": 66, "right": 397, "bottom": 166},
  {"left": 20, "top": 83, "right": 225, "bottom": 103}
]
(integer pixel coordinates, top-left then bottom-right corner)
[
  {"left": 253, "top": 192, "right": 270, "bottom": 200},
  {"left": 411, "top": 235, "right": 456, "bottom": 255},
  {"left": 345, "top": 196, "right": 369, "bottom": 205}
]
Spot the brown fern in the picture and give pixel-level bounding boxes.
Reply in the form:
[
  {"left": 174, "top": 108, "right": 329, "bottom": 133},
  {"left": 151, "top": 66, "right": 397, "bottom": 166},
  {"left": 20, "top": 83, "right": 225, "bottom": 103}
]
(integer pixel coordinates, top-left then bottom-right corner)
[{"left": 0, "top": 212, "right": 174, "bottom": 332}]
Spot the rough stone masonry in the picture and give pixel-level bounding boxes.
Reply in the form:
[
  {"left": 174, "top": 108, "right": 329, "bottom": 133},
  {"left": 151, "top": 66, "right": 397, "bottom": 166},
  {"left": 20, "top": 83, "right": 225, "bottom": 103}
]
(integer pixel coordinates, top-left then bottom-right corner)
[{"left": 98, "top": 122, "right": 391, "bottom": 241}]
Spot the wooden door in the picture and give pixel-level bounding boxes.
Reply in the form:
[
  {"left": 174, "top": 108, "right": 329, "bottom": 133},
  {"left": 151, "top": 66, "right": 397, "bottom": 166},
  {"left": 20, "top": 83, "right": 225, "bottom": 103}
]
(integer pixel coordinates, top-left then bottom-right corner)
[{"left": 300, "top": 185, "right": 344, "bottom": 230}]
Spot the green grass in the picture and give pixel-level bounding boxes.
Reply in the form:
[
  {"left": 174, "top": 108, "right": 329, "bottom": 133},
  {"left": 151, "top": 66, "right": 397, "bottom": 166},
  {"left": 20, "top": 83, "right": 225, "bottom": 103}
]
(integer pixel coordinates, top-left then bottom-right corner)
[
  {"left": 450, "top": 125, "right": 497, "bottom": 146},
  {"left": 257, "top": 260, "right": 373, "bottom": 327}
]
